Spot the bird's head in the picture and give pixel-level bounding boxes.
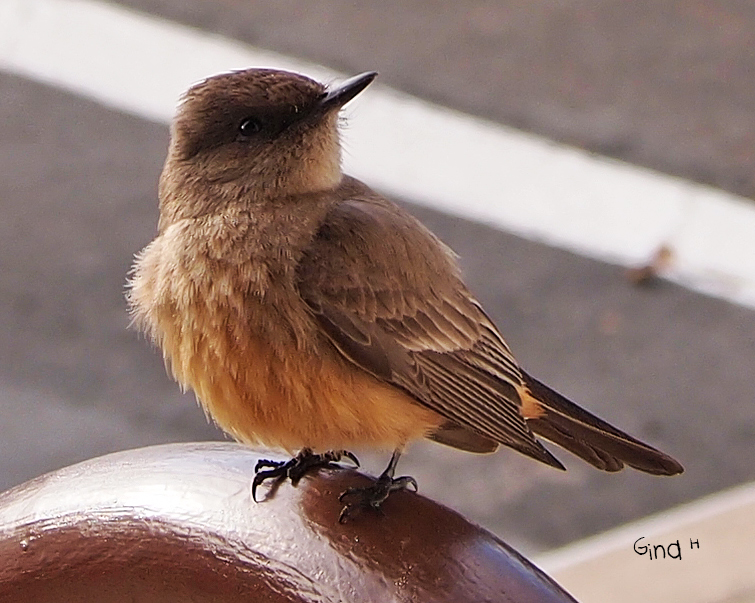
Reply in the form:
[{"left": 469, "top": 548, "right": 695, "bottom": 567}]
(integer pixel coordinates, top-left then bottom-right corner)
[{"left": 159, "top": 68, "right": 376, "bottom": 227}]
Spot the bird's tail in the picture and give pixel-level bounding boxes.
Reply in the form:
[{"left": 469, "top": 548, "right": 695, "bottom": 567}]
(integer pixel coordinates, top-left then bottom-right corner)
[{"left": 521, "top": 372, "right": 683, "bottom": 476}]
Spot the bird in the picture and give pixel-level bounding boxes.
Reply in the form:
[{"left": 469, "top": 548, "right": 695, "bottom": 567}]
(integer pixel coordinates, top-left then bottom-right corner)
[{"left": 128, "top": 68, "right": 683, "bottom": 521}]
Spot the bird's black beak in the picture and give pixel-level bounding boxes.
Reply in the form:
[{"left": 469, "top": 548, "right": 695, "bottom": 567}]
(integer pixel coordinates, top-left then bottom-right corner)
[{"left": 318, "top": 72, "right": 378, "bottom": 111}]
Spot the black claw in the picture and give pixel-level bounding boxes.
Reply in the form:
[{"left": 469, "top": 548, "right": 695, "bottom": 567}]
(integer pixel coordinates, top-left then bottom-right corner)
[
  {"left": 393, "top": 476, "right": 418, "bottom": 492},
  {"left": 338, "top": 488, "right": 354, "bottom": 503},
  {"left": 252, "top": 449, "right": 360, "bottom": 502},
  {"left": 338, "top": 504, "right": 358, "bottom": 523},
  {"left": 338, "top": 472, "right": 418, "bottom": 523},
  {"left": 254, "top": 458, "right": 284, "bottom": 472},
  {"left": 251, "top": 467, "right": 279, "bottom": 502},
  {"left": 342, "top": 450, "right": 360, "bottom": 468}
]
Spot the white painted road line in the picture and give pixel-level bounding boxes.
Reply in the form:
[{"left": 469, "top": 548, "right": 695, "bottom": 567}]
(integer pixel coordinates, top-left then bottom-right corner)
[{"left": 1, "top": 0, "right": 755, "bottom": 310}]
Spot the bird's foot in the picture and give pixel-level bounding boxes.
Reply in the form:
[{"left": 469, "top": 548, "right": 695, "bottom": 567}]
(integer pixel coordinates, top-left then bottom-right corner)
[
  {"left": 338, "top": 472, "right": 417, "bottom": 523},
  {"left": 252, "top": 448, "right": 359, "bottom": 502}
]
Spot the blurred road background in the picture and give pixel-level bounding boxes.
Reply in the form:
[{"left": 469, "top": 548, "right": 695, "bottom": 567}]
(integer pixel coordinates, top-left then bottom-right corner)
[{"left": 1, "top": 1, "right": 754, "bottom": 599}]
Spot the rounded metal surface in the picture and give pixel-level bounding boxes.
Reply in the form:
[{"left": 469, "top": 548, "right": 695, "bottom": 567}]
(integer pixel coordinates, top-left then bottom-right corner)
[{"left": 0, "top": 443, "right": 577, "bottom": 602}]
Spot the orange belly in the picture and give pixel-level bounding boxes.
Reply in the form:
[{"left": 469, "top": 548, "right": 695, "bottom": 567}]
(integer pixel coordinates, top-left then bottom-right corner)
[
  {"left": 129, "top": 231, "right": 442, "bottom": 453},
  {"left": 166, "top": 320, "right": 442, "bottom": 453}
]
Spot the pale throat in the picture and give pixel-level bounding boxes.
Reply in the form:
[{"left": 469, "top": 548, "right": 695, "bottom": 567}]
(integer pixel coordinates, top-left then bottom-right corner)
[{"left": 285, "top": 128, "right": 343, "bottom": 196}]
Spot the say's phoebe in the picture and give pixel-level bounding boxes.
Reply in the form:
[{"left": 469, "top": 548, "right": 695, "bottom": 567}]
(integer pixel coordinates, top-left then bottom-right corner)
[{"left": 128, "top": 69, "right": 683, "bottom": 520}]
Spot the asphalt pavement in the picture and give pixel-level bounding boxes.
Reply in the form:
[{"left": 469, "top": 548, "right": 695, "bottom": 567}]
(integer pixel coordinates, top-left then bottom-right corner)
[{"left": 1, "top": 0, "right": 754, "bottom": 563}]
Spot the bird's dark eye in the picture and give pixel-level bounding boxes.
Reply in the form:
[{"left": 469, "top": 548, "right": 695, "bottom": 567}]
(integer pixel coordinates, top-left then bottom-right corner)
[{"left": 238, "top": 117, "right": 262, "bottom": 137}]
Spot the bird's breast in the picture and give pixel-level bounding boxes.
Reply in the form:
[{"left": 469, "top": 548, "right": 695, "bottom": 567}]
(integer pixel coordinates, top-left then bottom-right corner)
[{"left": 128, "top": 222, "right": 441, "bottom": 452}]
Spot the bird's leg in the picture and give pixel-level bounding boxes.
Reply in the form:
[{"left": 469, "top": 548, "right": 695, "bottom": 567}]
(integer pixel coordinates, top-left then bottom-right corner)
[
  {"left": 338, "top": 449, "right": 417, "bottom": 522},
  {"left": 252, "top": 448, "right": 359, "bottom": 502}
]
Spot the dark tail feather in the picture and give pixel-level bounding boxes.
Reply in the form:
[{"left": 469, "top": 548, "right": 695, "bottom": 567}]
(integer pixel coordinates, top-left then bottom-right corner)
[{"left": 523, "top": 372, "right": 684, "bottom": 476}]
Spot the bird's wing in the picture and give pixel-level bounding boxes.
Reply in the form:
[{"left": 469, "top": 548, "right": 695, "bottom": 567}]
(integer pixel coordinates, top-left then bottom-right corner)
[{"left": 296, "top": 196, "right": 562, "bottom": 467}]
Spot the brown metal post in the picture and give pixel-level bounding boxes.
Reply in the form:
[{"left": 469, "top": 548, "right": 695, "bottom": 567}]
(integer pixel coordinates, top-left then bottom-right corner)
[{"left": 0, "top": 442, "right": 577, "bottom": 602}]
